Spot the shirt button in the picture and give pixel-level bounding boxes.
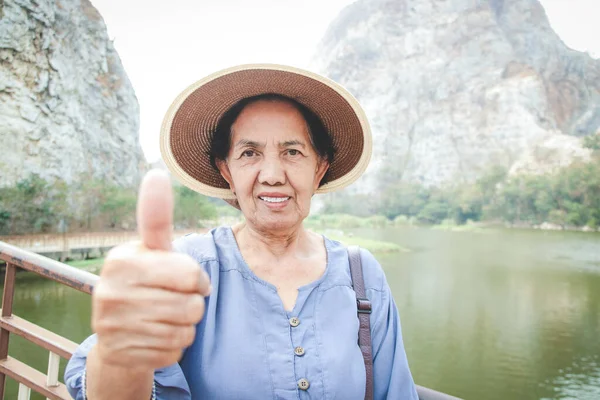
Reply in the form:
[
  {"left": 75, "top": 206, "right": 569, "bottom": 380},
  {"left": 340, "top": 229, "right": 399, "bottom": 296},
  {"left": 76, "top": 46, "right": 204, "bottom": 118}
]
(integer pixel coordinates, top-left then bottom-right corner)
[
  {"left": 289, "top": 317, "right": 300, "bottom": 327},
  {"left": 294, "top": 346, "right": 305, "bottom": 356},
  {"left": 297, "top": 378, "right": 310, "bottom": 390}
]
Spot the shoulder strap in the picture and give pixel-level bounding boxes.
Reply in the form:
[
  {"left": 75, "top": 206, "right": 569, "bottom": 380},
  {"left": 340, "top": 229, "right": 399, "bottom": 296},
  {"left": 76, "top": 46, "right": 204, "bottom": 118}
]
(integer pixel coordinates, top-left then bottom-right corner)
[{"left": 348, "top": 246, "right": 374, "bottom": 400}]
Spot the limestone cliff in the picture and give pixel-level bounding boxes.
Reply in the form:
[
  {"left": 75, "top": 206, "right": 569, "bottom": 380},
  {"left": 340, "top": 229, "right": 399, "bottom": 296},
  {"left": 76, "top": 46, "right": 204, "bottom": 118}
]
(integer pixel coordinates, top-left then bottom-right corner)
[
  {"left": 0, "top": 0, "right": 145, "bottom": 187},
  {"left": 312, "top": 0, "right": 599, "bottom": 190}
]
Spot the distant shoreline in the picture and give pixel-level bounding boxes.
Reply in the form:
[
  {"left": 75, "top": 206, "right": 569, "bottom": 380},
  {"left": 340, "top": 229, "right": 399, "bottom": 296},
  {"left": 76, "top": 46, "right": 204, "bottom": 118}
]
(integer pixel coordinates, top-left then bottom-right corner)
[{"left": 431, "top": 220, "right": 600, "bottom": 234}]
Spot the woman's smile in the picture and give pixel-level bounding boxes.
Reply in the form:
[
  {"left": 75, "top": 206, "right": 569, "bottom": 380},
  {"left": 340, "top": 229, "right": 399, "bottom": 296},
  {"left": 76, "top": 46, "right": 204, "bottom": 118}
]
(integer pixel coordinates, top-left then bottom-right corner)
[{"left": 258, "top": 192, "right": 291, "bottom": 209}]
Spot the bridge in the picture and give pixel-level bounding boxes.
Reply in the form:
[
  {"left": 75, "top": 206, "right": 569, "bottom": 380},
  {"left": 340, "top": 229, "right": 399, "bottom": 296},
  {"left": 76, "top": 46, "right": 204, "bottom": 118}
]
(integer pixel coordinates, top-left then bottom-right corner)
[{"left": 0, "top": 230, "right": 205, "bottom": 261}]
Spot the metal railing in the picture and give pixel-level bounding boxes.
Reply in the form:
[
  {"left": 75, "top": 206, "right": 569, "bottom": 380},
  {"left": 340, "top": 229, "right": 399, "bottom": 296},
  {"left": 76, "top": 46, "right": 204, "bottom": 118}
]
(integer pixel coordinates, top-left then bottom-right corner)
[
  {"left": 0, "top": 241, "right": 98, "bottom": 399},
  {"left": 0, "top": 240, "right": 460, "bottom": 400}
]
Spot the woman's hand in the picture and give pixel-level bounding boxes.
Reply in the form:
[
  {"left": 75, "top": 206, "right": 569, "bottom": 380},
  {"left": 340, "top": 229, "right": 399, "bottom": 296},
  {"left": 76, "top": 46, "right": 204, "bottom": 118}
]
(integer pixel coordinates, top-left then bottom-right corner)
[{"left": 91, "top": 170, "right": 211, "bottom": 371}]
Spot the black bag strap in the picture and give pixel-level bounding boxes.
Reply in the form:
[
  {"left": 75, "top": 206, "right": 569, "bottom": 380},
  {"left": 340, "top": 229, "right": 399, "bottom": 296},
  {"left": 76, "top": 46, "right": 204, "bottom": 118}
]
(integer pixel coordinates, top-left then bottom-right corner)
[{"left": 348, "top": 245, "right": 374, "bottom": 400}]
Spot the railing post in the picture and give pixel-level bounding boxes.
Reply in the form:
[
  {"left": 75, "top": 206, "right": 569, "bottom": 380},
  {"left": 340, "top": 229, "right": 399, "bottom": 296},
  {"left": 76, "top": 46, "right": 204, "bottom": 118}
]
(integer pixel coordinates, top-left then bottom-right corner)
[
  {"left": 17, "top": 383, "right": 31, "bottom": 400},
  {"left": 0, "top": 263, "right": 17, "bottom": 399},
  {"left": 46, "top": 350, "right": 61, "bottom": 400},
  {"left": 60, "top": 231, "right": 68, "bottom": 262},
  {"left": 46, "top": 351, "right": 60, "bottom": 388}
]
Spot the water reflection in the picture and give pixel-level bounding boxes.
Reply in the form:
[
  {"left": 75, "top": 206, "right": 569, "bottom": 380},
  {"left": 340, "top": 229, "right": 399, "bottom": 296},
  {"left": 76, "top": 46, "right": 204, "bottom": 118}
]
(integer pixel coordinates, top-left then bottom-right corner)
[
  {"left": 540, "top": 355, "right": 600, "bottom": 400},
  {"left": 358, "top": 227, "right": 600, "bottom": 399}
]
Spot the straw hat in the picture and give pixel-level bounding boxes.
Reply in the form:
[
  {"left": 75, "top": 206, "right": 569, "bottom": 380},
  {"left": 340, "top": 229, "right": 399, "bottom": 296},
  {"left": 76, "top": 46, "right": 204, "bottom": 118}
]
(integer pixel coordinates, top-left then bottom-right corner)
[{"left": 160, "top": 64, "right": 372, "bottom": 201}]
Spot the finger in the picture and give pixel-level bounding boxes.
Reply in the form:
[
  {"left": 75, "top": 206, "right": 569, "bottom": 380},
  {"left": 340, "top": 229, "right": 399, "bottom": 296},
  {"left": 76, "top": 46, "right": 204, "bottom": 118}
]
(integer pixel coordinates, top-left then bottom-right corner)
[
  {"left": 135, "top": 252, "right": 211, "bottom": 295},
  {"left": 96, "top": 344, "right": 182, "bottom": 370},
  {"left": 100, "top": 322, "right": 197, "bottom": 351},
  {"left": 137, "top": 169, "right": 173, "bottom": 251},
  {"left": 149, "top": 292, "right": 206, "bottom": 326},
  {"left": 104, "top": 249, "right": 211, "bottom": 295},
  {"left": 93, "top": 285, "right": 206, "bottom": 326}
]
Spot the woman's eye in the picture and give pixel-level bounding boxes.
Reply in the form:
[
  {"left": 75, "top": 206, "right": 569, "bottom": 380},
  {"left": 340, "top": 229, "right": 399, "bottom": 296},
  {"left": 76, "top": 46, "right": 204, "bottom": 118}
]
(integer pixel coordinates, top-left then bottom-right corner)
[
  {"left": 242, "top": 150, "right": 255, "bottom": 157},
  {"left": 287, "top": 149, "right": 300, "bottom": 156}
]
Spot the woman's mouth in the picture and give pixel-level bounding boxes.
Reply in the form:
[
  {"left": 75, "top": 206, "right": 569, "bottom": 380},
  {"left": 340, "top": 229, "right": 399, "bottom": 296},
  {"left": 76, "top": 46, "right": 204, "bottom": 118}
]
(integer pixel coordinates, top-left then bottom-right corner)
[
  {"left": 259, "top": 196, "right": 290, "bottom": 203},
  {"left": 258, "top": 195, "right": 291, "bottom": 208}
]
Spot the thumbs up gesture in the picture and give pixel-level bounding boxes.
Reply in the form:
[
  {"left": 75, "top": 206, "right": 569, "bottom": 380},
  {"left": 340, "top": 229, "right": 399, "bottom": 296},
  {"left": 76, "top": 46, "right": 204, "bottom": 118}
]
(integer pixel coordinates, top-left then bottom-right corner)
[{"left": 91, "top": 170, "right": 211, "bottom": 369}]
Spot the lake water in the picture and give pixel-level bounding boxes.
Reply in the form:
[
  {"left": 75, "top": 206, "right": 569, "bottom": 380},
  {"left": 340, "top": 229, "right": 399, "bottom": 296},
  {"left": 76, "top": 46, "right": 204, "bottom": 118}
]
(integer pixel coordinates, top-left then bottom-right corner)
[{"left": 2, "top": 227, "right": 599, "bottom": 399}]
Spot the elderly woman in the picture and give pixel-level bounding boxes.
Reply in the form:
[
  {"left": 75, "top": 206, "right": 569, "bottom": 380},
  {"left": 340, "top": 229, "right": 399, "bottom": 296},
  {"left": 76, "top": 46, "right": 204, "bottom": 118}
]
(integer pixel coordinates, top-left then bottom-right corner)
[{"left": 65, "top": 65, "right": 418, "bottom": 399}]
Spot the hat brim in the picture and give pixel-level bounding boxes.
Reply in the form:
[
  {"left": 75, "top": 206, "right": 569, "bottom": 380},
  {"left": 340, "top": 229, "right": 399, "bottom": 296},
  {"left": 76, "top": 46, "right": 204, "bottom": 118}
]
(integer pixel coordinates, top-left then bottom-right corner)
[{"left": 160, "top": 64, "right": 372, "bottom": 200}]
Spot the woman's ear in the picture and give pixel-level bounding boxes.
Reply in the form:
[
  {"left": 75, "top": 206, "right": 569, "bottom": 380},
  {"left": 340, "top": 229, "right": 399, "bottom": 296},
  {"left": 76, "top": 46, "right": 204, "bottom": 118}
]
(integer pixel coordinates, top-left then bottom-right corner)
[
  {"left": 314, "top": 159, "right": 330, "bottom": 191},
  {"left": 216, "top": 159, "right": 236, "bottom": 194}
]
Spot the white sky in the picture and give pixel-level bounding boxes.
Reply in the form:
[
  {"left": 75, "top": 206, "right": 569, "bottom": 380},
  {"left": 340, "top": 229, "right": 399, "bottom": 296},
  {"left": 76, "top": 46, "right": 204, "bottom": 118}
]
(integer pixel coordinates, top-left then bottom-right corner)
[{"left": 90, "top": 0, "right": 600, "bottom": 163}]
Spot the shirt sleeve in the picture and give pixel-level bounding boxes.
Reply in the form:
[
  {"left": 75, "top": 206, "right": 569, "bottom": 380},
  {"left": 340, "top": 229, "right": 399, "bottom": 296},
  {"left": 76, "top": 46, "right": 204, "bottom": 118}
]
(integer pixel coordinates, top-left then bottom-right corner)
[
  {"left": 362, "top": 250, "right": 419, "bottom": 400},
  {"left": 64, "top": 334, "right": 191, "bottom": 400}
]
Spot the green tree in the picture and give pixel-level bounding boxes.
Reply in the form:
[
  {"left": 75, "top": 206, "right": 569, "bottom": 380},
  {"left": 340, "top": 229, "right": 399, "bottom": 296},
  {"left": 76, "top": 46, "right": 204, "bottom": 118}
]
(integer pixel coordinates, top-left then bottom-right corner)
[
  {"left": 378, "top": 182, "right": 430, "bottom": 219},
  {"left": 417, "top": 201, "right": 451, "bottom": 224},
  {"left": 0, "top": 174, "right": 67, "bottom": 234},
  {"left": 583, "top": 133, "right": 600, "bottom": 150},
  {"left": 71, "top": 174, "right": 108, "bottom": 231},
  {"left": 321, "top": 192, "right": 376, "bottom": 217},
  {"left": 173, "top": 186, "right": 218, "bottom": 228},
  {"left": 452, "top": 185, "right": 483, "bottom": 224},
  {"left": 477, "top": 166, "right": 508, "bottom": 200},
  {"left": 101, "top": 185, "right": 137, "bottom": 229}
]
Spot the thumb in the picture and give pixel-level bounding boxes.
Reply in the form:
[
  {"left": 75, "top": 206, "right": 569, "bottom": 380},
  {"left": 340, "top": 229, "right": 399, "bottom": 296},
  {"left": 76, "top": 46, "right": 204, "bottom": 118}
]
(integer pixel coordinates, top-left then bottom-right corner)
[{"left": 137, "top": 169, "right": 174, "bottom": 251}]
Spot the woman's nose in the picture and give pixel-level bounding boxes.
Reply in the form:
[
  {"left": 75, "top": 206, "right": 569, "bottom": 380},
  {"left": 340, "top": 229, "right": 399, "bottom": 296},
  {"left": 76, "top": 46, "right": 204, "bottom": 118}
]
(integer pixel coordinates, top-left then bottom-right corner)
[{"left": 258, "top": 156, "right": 286, "bottom": 186}]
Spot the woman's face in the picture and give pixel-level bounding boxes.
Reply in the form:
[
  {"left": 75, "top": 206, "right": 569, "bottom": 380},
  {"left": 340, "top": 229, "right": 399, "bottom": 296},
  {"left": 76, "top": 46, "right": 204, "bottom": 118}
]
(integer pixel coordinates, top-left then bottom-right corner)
[{"left": 217, "top": 99, "right": 329, "bottom": 233}]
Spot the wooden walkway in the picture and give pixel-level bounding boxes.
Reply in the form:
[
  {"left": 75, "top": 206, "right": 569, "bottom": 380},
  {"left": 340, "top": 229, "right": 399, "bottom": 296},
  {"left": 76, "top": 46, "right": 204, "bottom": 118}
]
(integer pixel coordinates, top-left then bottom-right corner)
[{"left": 0, "top": 230, "right": 205, "bottom": 258}]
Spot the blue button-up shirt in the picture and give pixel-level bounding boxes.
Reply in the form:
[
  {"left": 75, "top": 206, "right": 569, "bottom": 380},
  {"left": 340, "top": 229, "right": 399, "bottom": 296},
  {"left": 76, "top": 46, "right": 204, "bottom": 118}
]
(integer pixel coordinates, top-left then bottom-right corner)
[{"left": 65, "top": 226, "right": 418, "bottom": 399}]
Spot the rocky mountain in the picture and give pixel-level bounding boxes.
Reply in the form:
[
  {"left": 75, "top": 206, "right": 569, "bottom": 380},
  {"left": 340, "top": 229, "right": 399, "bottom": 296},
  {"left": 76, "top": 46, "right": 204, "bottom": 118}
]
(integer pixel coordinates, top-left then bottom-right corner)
[
  {"left": 0, "top": 0, "right": 146, "bottom": 188},
  {"left": 312, "top": 0, "right": 599, "bottom": 190}
]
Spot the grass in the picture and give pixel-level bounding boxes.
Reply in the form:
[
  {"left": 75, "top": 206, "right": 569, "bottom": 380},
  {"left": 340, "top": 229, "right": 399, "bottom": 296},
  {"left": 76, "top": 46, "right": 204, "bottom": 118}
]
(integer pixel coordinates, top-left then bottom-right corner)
[
  {"left": 319, "top": 231, "right": 408, "bottom": 253},
  {"left": 305, "top": 213, "right": 390, "bottom": 229},
  {"left": 431, "top": 219, "right": 484, "bottom": 232},
  {"left": 65, "top": 258, "right": 104, "bottom": 270},
  {"left": 329, "top": 235, "right": 407, "bottom": 253}
]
